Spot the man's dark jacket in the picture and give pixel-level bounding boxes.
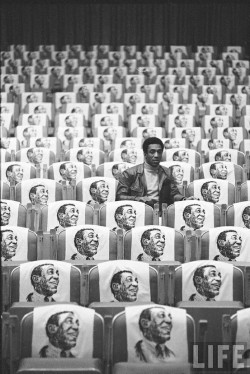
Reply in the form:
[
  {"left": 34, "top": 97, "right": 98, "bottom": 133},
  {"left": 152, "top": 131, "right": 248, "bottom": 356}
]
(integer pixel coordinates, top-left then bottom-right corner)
[{"left": 116, "top": 163, "right": 184, "bottom": 206}]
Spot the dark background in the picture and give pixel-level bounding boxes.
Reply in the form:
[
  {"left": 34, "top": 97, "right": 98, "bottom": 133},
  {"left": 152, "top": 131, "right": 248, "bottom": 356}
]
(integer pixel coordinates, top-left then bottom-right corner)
[{"left": 1, "top": 0, "right": 250, "bottom": 51}]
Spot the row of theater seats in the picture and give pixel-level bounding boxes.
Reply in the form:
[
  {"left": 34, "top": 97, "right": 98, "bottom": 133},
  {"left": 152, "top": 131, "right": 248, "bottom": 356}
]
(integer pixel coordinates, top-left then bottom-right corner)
[{"left": 1, "top": 44, "right": 250, "bottom": 374}]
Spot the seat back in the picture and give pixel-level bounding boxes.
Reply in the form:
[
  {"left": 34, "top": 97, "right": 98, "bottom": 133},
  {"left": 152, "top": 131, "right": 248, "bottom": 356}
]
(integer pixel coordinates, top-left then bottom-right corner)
[
  {"left": 174, "top": 260, "right": 244, "bottom": 304},
  {"left": 124, "top": 225, "right": 185, "bottom": 263},
  {"left": 48, "top": 161, "right": 92, "bottom": 184},
  {"left": 15, "top": 179, "right": 63, "bottom": 207},
  {"left": 187, "top": 179, "right": 235, "bottom": 205},
  {"left": 10, "top": 260, "right": 81, "bottom": 303},
  {"left": 88, "top": 260, "right": 158, "bottom": 304},
  {"left": 112, "top": 305, "right": 195, "bottom": 364},
  {"left": 76, "top": 177, "right": 117, "bottom": 204},
  {"left": 41, "top": 201, "right": 94, "bottom": 233},
  {"left": 199, "top": 161, "right": 243, "bottom": 186},
  {"left": 0, "top": 226, "right": 37, "bottom": 261},
  {"left": 96, "top": 162, "right": 132, "bottom": 179},
  {"left": 0, "top": 199, "right": 27, "bottom": 227},
  {"left": 230, "top": 308, "right": 250, "bottom": 369},
  {"left": 226, "top": 202, "right": 250, "bottom": 228},
  {"left": 99, "top": 201, "right": 154, "bottom": 229},
  {"left": 57, "top": 224, "right": 117, "bottom": 261},
  {"left": 199, "top": 226, "right": 250, "bottom": 262},
  {"left": 20, "top": 304, "right": 104, "bottom": 359},
  {"left": 165, "top": 201, "right": 221, "bottom": 230},
  {"left": 240, "top": 181, "right": 250, "bottom": 201}
]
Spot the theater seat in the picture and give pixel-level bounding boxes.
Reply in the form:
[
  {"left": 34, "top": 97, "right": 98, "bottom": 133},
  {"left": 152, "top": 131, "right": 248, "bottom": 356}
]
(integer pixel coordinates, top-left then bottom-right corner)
[{"left": 12, "top": 304, "right": 104, "bottom": 373}]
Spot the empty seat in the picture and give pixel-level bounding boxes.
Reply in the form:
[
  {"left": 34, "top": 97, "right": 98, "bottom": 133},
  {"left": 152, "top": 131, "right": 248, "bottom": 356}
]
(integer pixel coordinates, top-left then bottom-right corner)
[{"left": 76, "top": 177, "right": 117, "bottom": 206}]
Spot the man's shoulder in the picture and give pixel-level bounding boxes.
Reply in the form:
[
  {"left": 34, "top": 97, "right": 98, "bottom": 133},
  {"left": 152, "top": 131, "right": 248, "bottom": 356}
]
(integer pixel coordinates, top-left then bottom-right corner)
[{"left": 26, "top": 292, "right": 34, "bottom": 302}]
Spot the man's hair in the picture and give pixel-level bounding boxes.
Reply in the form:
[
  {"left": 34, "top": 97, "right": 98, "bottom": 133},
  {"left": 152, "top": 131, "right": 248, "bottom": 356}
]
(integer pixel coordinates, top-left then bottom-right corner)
[
  {"left": 142, "top": 137, "right": 164, "bottom": 153},
  {"left": 140, "top": 228, "right": 161, "bottom": 249},
  {"left": 45, "top": 311, "right": 73, "bottom": 339},
  {"left": 29, "top": 184, "right": 46, "bottom": 201},
  {"left": 210, "top": 163, "right": 219, "bottom": 174},
  {"left": 215, "top": 151, "right": 223, "bottom": 160},
  {"left": 121, "top": 149, "right": 128, "bottom": 159},
  {"left": 173, "top": 150, "right": 182, "bottom": 159},
  {"left": 30, "top": 263, "right": 55, "bottom": 287},
  {"left": 217, "top": 230, "right": 237, "bottom": 251},
  {"left": 223, "top": 128, "right": 229, "bottom": 137},
  {"left": 201, "top": 181, "right": 215, "bottom": 197},
  {"left": 59, "top": 162, "right": 71, "bottom": 175},
  {"left": 114, "top": 204, "right": 132, "bottom": 224},
  {"left": 138, "top": 308, "right": 152, "bottom": 332},
  {"left": 57, "top": 203, "right": 76, "bottom": 222},
  {"left": 27, "top": 148, "right": 35, "bottom": 160},
  {"left": 0, "top": 229, "right": 14, "bottom": 243},
  {"left": 74, "top": 228, "right": 93, "bottom": 249},
  {"left": 193, "top": 265, "right": 217, "bottom": 287},
  {"left": 242, "top": 206, "right": 250, "bottom": 221},
  {"left": 182, "top": 204, "right": 201, "bottom": 222},
  {"left": 110, "top": 270, "right": 133, "bottom": 296},
  {"left": 6, "top": 164, "right": 19, "bottom": 178},
  {"left": 76, "top": 149, "right": 84, "bottom": 160}
]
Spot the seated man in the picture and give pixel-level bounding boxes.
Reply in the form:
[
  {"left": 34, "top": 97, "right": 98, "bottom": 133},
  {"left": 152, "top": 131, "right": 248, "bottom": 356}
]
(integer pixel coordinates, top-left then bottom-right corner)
[{"left": 116, "top": 137, "right": 196, "bottom": 208}]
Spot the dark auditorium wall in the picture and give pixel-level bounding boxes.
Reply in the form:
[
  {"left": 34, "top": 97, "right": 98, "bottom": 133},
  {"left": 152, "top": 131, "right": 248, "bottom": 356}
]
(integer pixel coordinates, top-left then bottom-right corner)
[{"left": 1, "top": 0, "right": 250, "bottom": 51}]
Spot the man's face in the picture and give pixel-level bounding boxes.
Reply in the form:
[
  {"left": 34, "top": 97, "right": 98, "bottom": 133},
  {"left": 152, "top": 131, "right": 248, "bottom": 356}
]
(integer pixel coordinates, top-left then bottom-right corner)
[
  {"left": 174, "top": 151, "right": 189, "bottom": 163},
  {"left": 227, "top": 128, "right": 237, "bottom": 141},
  {"left": 63, "top": 163, "right": 77, "bottom": 181},
  {"left": 93, "top": 181, "right": 109, "bottom": 203},
  {"left": 175, "top": 116, "right": 188, "bottom": 127},
  {"left": 117, "top": 205, "right": 136, "bottom": 230},
  {"left": 27, "top": 94, "right": 38, "bottom": 103},
  {"left": 139, "top": 116, "right": 150, "bottom": 127},
  {"left": 171, "top": 165, "right": 184, "bottom": 185},
  {"left": 198, "top": 266, "right": 222, "bottom": 299},
  {"left": 144, "top": 144, "right": 163, "bottom": 167},
  {"left": 38, "top": 265, "right": 59, "bottom": 296},
  {"left": 169, "top": 139, "right": 180, "bottom": 148},
  {"left": 243, "top": 208, "right": 250, "bottom": 228},
  {"left": 214, "top": 140, "right": 223, "bottom": 149},
  {"left": 124, "top": 148, "right": 138, "bottom": 164},
  {"left": 102, "top": 116, "right": 113, "bottom": 126},
  {"left": 104, "top": 127, "right": 117, "bottom": 141},
  {"left": 178, "top": 105, "right": 190, "bottom": 115},
  {"left": 32, "top": 148, "right": 44, "bottom": 163},
  {"left": 53, "top": 312, "right": 79, "bottom": 350},
  {"left": 0, "top": 138, "right": 10, "bottom": 149},
  {"left": 143, "top": 229, "right": 165, "bottom": 258},
  {"left": 115, "top": 272, "right": 138, "bottom": 301},
  {"left": 1, "top": 230, "right": 18, "bottom": 260},
  {"left": 35, "top": 105, "right": 47, "bottom": 114},
  {"left": 65, "top": 115, "right": 78, "bottom": 127},
  {"left": 61, "top": 95, "right": 72, "bottom": 104},
  {"left": 211, "top": 163, "right": 228, "bottom": 180},
  {"left": 32, "top": 185, "right": 49, "bottom": 206},
  {"left": 7, "top": 165, "right": 24, "bottom": 184},
  {"left": 76, "top": 229, "right": 99, "bottom": 257},
  {"left": 36, "top": 138, "right": 51, "bottom": 148},
  {"left": 219, "top": 151, "right": 231, "bottom": 162},
  {"left": 59, "top": 205, "right": 79, "bottom": 227},
  {"left": 186, "top": 205, "right": 206, "bottom": 229},
  {"left": 183, "top": 129, "right": 195, "bottom": 143},
  {"left": 217, "top": 106, "right": 228, "bottom": 115},
  {"left": 146, "top": 308, "right": 173, "bottom": 344},
  {"left": 1, "top": 203, "right": 11, "bottom": 225},
  {"left": 121, "top": 140, "right": 136, "bottom": 148},
  {"left": 28, "top": 115, "right": 41, "bottom": 126},
  {"left": 202, "top": 182, "right": 221, "bottom": 203},
  {"left": 24, "top": 127, "right": 37, "bottom": 138},
  {"left": 78, "top": 149, "right": 93, "bottom": 165},
  {"left": 219, "top": 231, "right": 242, "bottom": 260}
]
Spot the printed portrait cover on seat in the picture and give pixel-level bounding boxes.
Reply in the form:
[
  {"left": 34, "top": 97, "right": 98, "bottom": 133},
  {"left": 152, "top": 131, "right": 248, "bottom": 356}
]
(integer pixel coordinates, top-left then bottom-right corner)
[
  {"left": 172, "top": 200, "right": 219, "bottom": 231},
  {"left": 59, "top": 224, "right": 114, "bottom": 261},
  {"left": 96, "top": 260, "right": 151, "bottom": 302},
  {"left": 1, "top": 226, "right": 36, "bottom": 262},
  {"left": 125, "top": 304, "right": 188, "bottom": 363},
  {"left": 31, "top": 304, "right": 95, "bottom": 358},
  {"left": 17, "top": 260, "right": 73, "bottom": 302},
  {"left": 227, "top": 202, "right": 250, "bottom": 229},
  {"left": 124, "top": 225, "right": 184, "bottom": 262},
  {"left": 189, "top": 178, "right": 232, "bottom": 205},
  {"left": 0, "top": 199, "right": 26, "bottom": 227},
  {"left": 177, "top": 260, "right": 238, "bottom": 302},
  {"left": 200, "top": 161, "right": 239, "bottom": 185},
  {"left": 201, "top": 226, "right": 250, "bottom": 262},
  {"left": 42, "top": 200, "right": 93, "bottom": 233}
]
